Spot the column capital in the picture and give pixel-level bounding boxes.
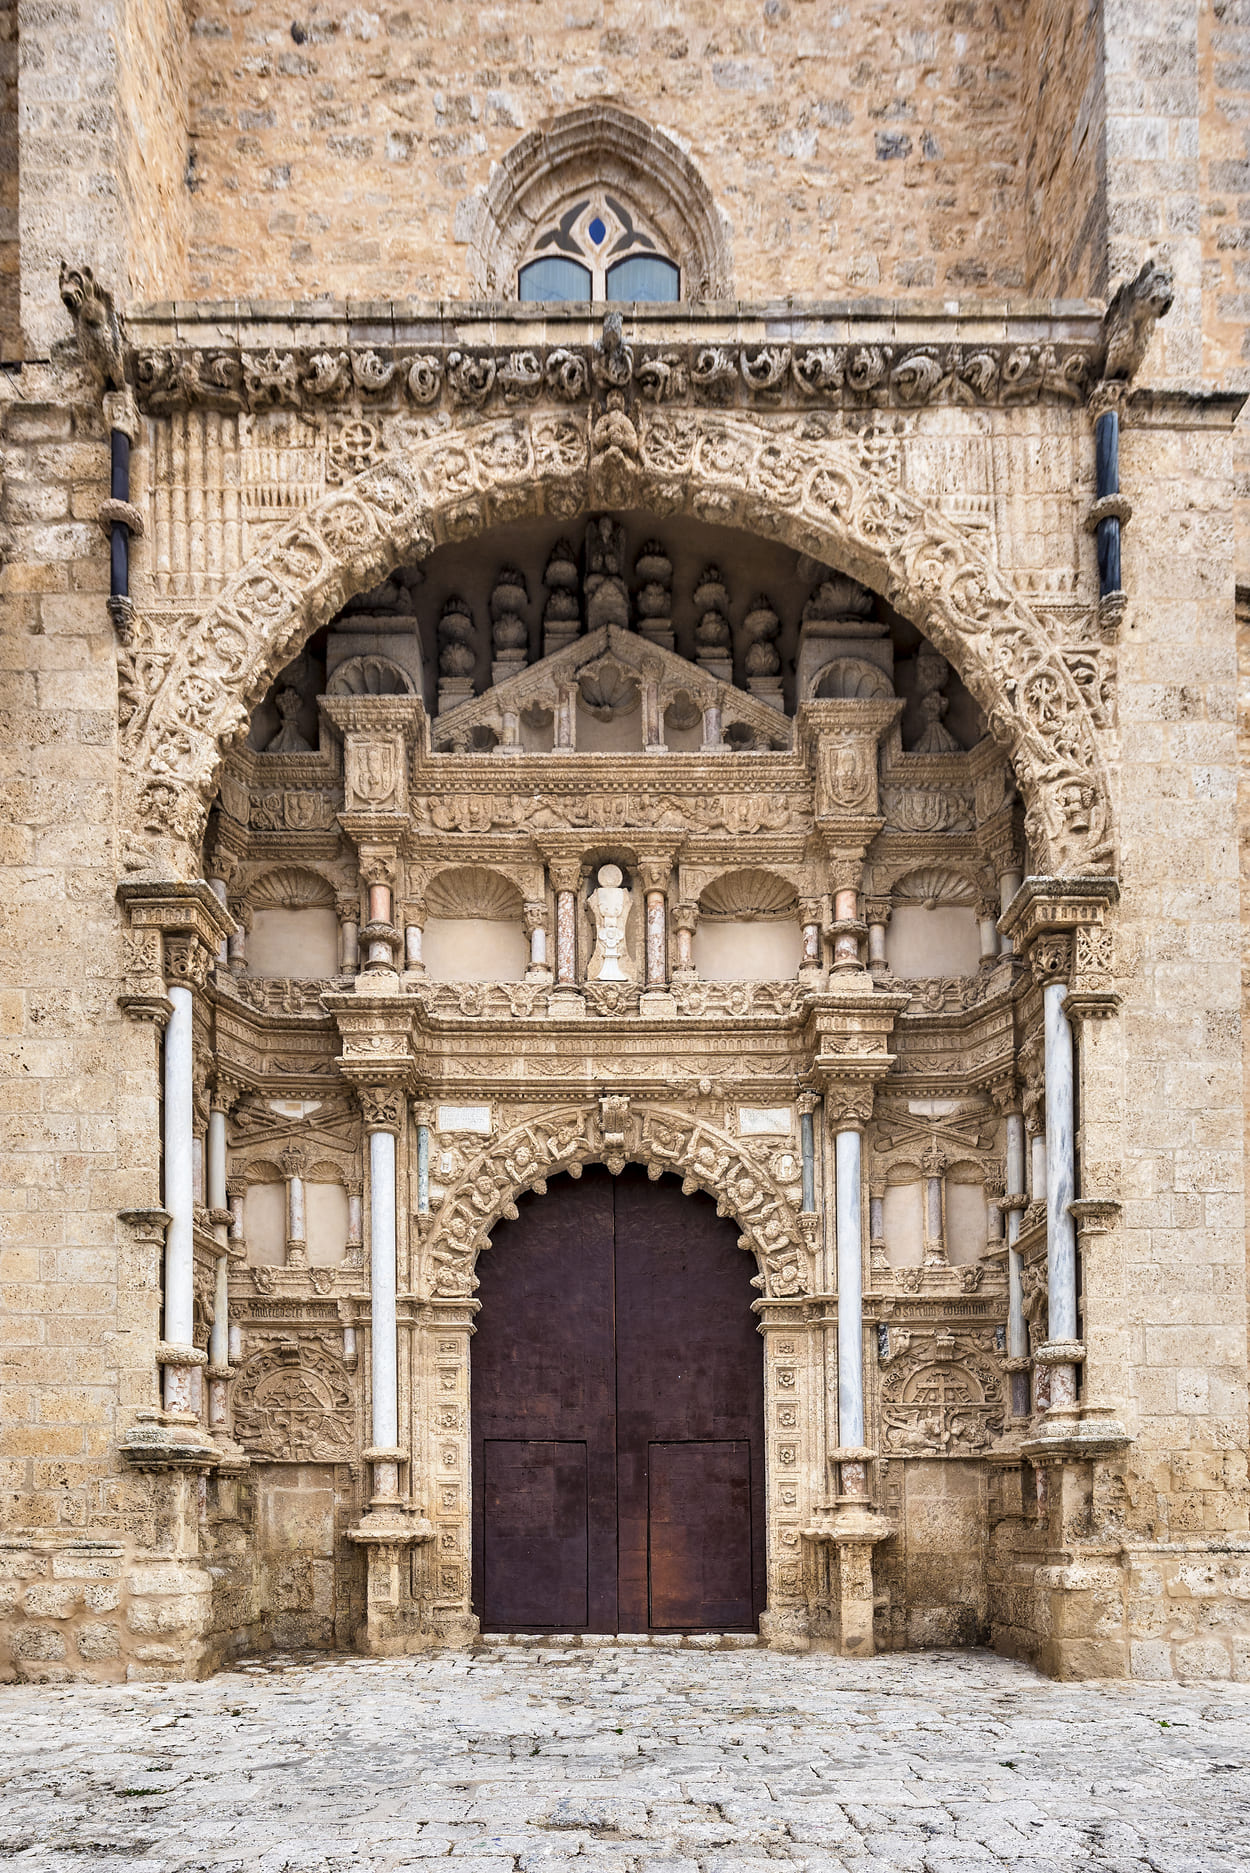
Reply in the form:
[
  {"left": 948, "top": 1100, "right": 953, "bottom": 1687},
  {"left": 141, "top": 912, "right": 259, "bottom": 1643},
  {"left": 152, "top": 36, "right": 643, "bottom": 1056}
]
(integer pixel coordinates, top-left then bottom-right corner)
[
  {"left": 358, "top": 1087, "right": 406, "bottom": 1134},
  {"left": 824, "top": 1082, "right": 876, "bottom": 1131}
]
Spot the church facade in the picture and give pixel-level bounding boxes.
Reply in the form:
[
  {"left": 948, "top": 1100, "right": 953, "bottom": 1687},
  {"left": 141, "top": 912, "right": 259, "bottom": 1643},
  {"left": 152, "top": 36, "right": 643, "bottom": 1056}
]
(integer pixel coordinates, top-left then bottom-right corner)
[{"left": 3, "top": 0, "right": 1250, "bottom": 1683}]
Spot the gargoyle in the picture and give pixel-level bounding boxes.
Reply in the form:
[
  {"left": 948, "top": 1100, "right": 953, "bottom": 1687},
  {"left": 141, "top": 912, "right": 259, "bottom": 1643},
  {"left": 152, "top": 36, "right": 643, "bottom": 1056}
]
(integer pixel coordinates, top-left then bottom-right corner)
[
  {"left": 58, "top": 263, "right": 126, "bottom": 390},
  {"left": 1102, "top": 258, "right": 1175, "bottom": 382}
]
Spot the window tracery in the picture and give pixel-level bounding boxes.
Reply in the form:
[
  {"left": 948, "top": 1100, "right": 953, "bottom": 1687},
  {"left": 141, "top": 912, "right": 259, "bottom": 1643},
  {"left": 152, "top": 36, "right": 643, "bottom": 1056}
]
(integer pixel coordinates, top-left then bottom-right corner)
[{"left": 518, "top": 192, "right": 681, "bottom": 304}]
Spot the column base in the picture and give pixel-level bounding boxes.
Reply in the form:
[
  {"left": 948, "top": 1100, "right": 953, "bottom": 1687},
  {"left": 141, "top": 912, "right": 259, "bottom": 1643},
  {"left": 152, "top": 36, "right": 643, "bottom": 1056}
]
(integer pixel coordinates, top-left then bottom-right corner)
[
  {"left": 120, "top": 1411, "right": 220, "bottom": 1470},
  {"left": 804, "top": 1502, "right": 896, "bottom": 1657},
  {"left": 638, "top": 990, "right": 677, "bottom": 1017},
  {"left": 548, "top": 988, "right": 586, "bottom": 1017}
]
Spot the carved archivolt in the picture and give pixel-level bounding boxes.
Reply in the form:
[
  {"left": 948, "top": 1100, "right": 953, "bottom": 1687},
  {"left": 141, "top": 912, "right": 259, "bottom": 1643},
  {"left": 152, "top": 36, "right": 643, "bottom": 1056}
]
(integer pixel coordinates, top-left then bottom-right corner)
[
  {"left": 467, "top": 106, "right": 732, "bottom": 300},
  {"left": 123, "top": 409, "right": 1114, "bottom": 879},
  {"left": 424, "top": 1103, "right": 812, "bottom": 1300}
]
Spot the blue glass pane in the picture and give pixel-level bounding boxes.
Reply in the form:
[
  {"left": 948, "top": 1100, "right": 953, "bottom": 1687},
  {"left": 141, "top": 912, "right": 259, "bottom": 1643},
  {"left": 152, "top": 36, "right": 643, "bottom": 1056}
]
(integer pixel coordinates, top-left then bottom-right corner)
[
  {"left": 605, "top": 255, "right": 680, "bottom": 303},
  {"left": 588, "top": 215, "right": 607, "bottom": 245},
  {"left": 518, "top": 257, "right": 593, "bottom": 302}
]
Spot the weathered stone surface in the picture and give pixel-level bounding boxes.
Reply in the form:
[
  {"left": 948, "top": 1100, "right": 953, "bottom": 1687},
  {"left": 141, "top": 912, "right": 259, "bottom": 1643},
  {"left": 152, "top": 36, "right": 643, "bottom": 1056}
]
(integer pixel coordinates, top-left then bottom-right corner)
[{"left": 0, "top": 1648, "right": 1246, "bottom": 1869}]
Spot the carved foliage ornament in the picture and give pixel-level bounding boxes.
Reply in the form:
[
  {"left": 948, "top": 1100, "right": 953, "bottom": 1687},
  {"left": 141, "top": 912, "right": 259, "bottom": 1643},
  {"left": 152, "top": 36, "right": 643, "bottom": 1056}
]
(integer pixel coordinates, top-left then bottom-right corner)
[
  {"left": 425, "top": 1103, "right": 812, "bottom": 1300},
  {"left": 125, "top": 411, "right": 1112, "bottom": 880}
]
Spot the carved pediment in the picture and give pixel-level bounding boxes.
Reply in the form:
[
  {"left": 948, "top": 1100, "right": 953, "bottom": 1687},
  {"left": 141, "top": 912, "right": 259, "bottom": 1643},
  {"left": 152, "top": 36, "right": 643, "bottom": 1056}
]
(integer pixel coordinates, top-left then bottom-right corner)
[{"left": 429, "top": 626, "right": 794, "bottom": 753}]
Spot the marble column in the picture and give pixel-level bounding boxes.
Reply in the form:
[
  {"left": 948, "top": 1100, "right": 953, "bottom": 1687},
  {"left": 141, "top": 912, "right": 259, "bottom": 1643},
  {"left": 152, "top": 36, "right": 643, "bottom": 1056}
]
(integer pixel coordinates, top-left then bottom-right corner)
[
  {"left": 206, "top": 1097, "right": 232, "bottom": 1437},
  {"left": 701, "top": 700, "right": 723, "bottom": 750},
  {"left": 639, "top": 859, "right": 671, "bottom": 990},
  {"left": 413, "top": 1102, "right": 431, "bottom": 1216},
  {"left": 404, "top": 913, "right": 425, "bottom": 973},
  {"left": 799, "top": 1093, "right": 818, "bottom": 1214},
  {"left": 863, "top": 900, "right": 890, "bottom": 981},
  {"left": 832, "top": 1095, "right": 872, "bottom": 1496},
  {"left": 1043, "top": 968, "right": 1080, "bottom": 1409},
  {"left": 551, "top": 868, "right": 579, "bottom": 987},
  {"left": 672, "top": 903, "right": 698, "bottom": 980},
  {"left": 337, "top": 894, "right": 360, "bottom": 977},
  {"left": 998, "top": 866, "right": 1023, "bottom": 955},
  {"left": 524, "top": 901, "right": 549, "bottom": 979},
  {"left": 361, "top": 1088, "right": 405, "bottom": 1512},
  {"left": 978, "top": 899, "right": 999, "bottom": 965},
  {"left": 160, "top": 938, "right": 208, "bottom": 1416},
  {"left": 363, "top": 877, "right": 397, "bottom": 971},
  {"left": 1005, "top": 1106, "right": 1030, "bottom": 1417},
  {"left": 555, "top": 683, "right": 577, "bottom": 750},
  {"left": 283, "top": 1152, "right": 308, "bottom": 1269},
  {"left": 799, "top": 897, "right": 824, "bottom": 981}
]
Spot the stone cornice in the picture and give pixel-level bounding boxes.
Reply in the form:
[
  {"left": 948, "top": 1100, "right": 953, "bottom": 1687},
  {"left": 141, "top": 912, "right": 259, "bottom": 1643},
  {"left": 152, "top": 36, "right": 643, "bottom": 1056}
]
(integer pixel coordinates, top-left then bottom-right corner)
[{"left": 125, "top": 300, "right": 1106, "bottom": 417}]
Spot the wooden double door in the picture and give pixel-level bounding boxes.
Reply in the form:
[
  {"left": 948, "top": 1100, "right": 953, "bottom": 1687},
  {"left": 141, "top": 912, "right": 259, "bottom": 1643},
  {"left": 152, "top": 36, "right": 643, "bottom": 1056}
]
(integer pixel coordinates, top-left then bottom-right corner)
[{"left": 471, "top": 1165, "right": 766, "bottom": 1633}]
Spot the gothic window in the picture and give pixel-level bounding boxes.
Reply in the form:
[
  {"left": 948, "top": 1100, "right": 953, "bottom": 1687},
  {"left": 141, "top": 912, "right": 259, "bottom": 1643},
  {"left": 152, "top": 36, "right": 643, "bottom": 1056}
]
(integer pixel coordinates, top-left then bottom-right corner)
[{"left": 518, "top": 193, "right": 681, "bottom": 303}]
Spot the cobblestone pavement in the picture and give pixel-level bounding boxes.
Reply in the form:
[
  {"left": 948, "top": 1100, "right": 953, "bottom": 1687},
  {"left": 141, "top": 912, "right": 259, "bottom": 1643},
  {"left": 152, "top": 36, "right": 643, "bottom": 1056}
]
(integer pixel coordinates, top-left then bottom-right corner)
[{"left": 2, "top": 1644, "right": 1249, "bottom": 1872}]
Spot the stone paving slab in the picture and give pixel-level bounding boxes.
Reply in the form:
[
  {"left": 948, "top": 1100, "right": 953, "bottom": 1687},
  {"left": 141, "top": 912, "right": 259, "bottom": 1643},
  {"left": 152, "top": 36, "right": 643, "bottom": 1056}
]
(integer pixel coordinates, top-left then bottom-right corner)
[{"left": 0, "top": 1646, "right": 1248, "bottom": 1871}]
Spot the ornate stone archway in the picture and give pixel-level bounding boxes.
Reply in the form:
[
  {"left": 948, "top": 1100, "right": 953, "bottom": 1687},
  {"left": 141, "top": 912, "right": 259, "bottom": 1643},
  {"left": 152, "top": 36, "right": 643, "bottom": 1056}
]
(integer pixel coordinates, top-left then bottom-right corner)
[
  {"left": 420, "top": 1100, "right": 815, "bottom": 1303},
  {"left": 121, "top": 406, "right": 1114, "bottom": 879}
]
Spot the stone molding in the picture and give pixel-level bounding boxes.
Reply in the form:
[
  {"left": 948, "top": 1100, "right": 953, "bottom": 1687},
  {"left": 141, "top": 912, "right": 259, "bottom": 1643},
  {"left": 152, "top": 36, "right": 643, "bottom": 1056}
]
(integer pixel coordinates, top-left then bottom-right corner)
[{"left": 128, "top": 326, "right": 1103, "bottom": 419}]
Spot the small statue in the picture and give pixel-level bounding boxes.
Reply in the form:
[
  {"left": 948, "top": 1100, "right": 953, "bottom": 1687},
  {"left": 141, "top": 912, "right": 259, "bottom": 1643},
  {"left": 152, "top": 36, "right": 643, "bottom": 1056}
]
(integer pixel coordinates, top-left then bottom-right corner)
[
  {"left": 586, "top": 863, "right": 633, "bottom": 982},
  {"left": 264, "top": 687, "right": 312, "bottom": 753}
]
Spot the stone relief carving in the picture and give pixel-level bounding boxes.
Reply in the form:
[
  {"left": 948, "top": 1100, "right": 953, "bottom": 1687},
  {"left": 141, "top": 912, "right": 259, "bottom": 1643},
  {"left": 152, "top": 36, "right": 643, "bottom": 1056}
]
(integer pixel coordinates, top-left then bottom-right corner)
[
  {"left": 878, "top": 1333, "right": 1006, "bottom": 1455},
  {"left": 130, "top": 338, "right": 1097, "bottom": 418},
  {"left": 231, "top": 1340, "right": 356, "bottom": 1462},
  {"left": 123, "top": 408, "right": 1112, "bottom": 884}
]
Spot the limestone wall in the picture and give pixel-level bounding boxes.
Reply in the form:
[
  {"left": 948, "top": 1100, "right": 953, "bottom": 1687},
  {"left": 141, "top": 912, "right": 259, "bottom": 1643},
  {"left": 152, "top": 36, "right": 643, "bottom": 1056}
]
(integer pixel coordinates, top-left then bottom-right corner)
[
  {"left": 184, "top": 0, "right": 1033, "bottom": 303},
  {"left": 1022, "top": 0, "right": 1107, "bottom": 300}
]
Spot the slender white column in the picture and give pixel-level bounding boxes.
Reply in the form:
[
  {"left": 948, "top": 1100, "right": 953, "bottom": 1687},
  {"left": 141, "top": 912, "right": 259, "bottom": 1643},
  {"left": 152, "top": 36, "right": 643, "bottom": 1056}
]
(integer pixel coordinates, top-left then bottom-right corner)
[
  {"left": 1044, "top": 979, "right": 1079, "bottom": 1404},
  {"left": 162, "top": 983, "right": 195, "bottom": 1414},
  {"left": 368, "top": 1119, "right": 400, "bottom": 1504},
  {"left": 1005, "top": 1108, "right": 1029, "bottom": 1418},
  {"left": 644, "top": 890, "right": 666, "bottom": 987},
  {"left": 286, "top": 1171, "right": 307, "bottom": 1267},
  {"left": 206, "top": 1106, "right": 231, "bottom": 1432},
  {"left": 836, "top": 1125, "right": 864, "bottom": 1454},
  {"left": 999, "top": 868, "right": 1023, "bottom": 954},
  {"left": 555, "top": 890, "right": 577, "bottom": 985}
]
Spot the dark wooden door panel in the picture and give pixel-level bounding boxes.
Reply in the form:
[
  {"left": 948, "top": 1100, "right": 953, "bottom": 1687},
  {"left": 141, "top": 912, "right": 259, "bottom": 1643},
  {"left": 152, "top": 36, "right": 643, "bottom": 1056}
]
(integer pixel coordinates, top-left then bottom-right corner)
[
  {"left": 613, "top": 1167, "right": 765, "bottom": 1631},
  {"left": 472, "top": 1167, "right": 617, "bottom": 1632},
  {"left": 648, "top": 1441, "right": 754, "bottom": 1629},
  {"left": 472, "top": 1165, "right": 763, "bottom": 1634},
  {"left": 482, "top": 1440, "right": 587, "bottom": 1630}
]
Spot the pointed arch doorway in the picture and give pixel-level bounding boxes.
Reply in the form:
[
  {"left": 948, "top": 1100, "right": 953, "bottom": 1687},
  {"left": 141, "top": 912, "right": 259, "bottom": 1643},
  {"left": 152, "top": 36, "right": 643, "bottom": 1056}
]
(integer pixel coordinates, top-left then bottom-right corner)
[{"left": 471, "top": 1165, "right": 766, "bottom": 1634}]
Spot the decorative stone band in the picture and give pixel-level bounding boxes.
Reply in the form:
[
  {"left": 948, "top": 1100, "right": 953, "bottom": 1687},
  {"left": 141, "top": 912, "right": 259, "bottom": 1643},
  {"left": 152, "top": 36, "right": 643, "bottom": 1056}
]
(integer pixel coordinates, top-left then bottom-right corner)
[
  {"left": 361, "top": 1445, "right": 409, "bottom": 1465},
  {"left": 128, "top": 327, "right": 1106, "bottom": 419},
  {"left": 155, "top": 1342, "right": 210, "bottom": 1368},
  {"left": 1032, "top": 1339, "right": 1087, "bottom": 1368},
  {"left": 1084, "top": 493, "right": 1133, "bottom": 533},
  {"left": 98, "top": 497, "right": 144, "bottom": 540}
]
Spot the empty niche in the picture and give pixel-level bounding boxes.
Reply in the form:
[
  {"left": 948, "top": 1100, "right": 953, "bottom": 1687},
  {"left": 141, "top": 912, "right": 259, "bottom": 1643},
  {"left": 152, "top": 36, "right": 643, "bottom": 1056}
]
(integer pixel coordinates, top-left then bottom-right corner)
[
  {"left": 885, "top": 869, "right": 981, "bottom": 979},
  {"left": 423, "top": 866, "right": 528, "bottom": 983},
  {"left": 693, "top": 868, "right": 802, "bottom": 982},
  {"left": 243, "top": 1180, "right": 287, "bottom": 1267},
  {"left": 306, "top": 1181, "right": 350, "bottom": 1266},
  {"left": 944, "top": 1161, "right": 988, "bottom": 1266},
  {"left": 882, "top": 1168, "right": 924, "bottom": 1267},
  {"left": 246, "top": 868, "right": 340, "bottom": 977}
]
